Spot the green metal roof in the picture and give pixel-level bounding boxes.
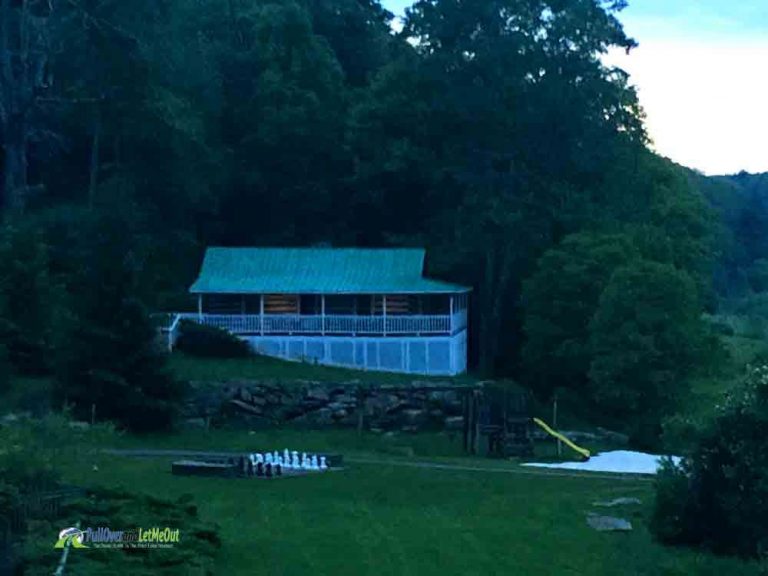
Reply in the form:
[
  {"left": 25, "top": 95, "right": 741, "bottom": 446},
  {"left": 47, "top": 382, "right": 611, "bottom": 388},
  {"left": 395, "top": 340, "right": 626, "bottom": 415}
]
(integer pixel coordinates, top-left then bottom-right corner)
[{"left": 189, "top": 248, "right": 471, "bottom": 295}]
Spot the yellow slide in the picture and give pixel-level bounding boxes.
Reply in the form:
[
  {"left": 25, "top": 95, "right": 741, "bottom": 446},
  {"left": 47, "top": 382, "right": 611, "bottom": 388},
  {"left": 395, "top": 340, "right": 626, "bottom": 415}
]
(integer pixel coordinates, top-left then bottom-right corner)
[{"left": 532, "top": 418, "right": 591, "bottom": 460}]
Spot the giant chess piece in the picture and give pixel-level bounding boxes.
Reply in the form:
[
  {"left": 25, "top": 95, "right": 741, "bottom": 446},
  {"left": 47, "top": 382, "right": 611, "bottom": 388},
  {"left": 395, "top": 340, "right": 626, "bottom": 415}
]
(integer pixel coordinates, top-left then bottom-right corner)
[
  {"left": 319, "top": 456, "right": 328, "bottom": 470},
  {"left": 275, "top": 463, "right": 283, "bottom": 476},
  {"left": 310, "top": 455, "right": 319, "bottom": 470},
  {"left": 265, "top": 462, "right": 273, "bottom": 477},
  {"left": 273, "top": 451, "right": 280, "bottom": 464},
  {"left": 256, "top": 461, "right": 264, "bottom": 477},
  {"left": 292, "top": 451, "right": 300, "bottom": 469},
  {"left": 284, "top": 449, "right": 291, "bottom": 467}
]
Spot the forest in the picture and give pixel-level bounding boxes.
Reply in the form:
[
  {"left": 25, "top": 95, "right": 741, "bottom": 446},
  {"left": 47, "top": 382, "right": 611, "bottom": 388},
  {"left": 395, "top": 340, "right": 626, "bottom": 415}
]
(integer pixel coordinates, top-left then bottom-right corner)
[
  {"left": 6, "top": 1, "right": 768, "bottom": 571},
  {"left": 0, "top": 0, "right": 765, "bottom": 444}
]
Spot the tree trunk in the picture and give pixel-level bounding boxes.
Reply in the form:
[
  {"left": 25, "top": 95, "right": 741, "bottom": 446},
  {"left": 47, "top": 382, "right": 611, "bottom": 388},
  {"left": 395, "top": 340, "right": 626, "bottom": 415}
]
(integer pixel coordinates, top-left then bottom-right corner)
[
  {"left": 0, "top": 0, "right": 51, "bottom": 213},
  {"left": 478, "top": 240, "right": 516, "bottom": 376}
]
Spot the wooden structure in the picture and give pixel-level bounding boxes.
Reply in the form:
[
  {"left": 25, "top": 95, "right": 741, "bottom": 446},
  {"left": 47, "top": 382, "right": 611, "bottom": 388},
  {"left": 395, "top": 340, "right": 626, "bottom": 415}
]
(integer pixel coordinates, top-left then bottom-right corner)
[
  {"left": 463, "top": 384, "right": 533, "bottom": 457},
  {"left": 164, "top": 248, "right": 471, "bottom": 375},
  {"left": 353, "top": 383, "right": 532, "bottom": 457}
]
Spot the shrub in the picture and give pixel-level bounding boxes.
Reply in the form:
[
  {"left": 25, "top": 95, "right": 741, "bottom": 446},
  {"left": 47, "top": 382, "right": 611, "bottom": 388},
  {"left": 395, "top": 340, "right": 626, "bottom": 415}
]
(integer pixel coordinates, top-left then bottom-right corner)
[
  {"left": 175, "top": 320, "right": 250, "bottom": 358},
  {"left": 20, "top": 488, "right": 220, "bottom": 575},
  {"left": 652, "top": 365, "right": 768, "bottom": 557}
]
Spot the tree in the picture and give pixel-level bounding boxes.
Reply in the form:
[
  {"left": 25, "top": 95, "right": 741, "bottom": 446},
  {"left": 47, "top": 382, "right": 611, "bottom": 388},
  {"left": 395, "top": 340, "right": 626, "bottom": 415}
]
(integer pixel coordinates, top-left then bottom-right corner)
[
  {"left": 0, "top": 0, "right": 56, "bottom": 210},
  {"left": 347, "top": 0, "right": 648, "bottom": 372},
  {"left": 304, "top": 0, "right": 395, "bottom": 87},
  {"left": 0, "top": 222, "right": 59, "bottom": 374},
  {"left": 215, "top": 0, "right": 350, "bottom": 244},
  {"left": 56, "top": 211, "right": 185, "bottom": 432},
  {"left": 588, "top": 261, "right": 710, "bottom": 446},
  {"left": 521, "top": 231, "right": 638, "bottom": 397}
]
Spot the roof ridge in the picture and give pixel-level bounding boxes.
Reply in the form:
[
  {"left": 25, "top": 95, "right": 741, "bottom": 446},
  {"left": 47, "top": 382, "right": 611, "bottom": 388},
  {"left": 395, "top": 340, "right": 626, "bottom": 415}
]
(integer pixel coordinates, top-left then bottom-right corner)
[{"left": 206, "top": 246, "right": 425, "bottom": 251}]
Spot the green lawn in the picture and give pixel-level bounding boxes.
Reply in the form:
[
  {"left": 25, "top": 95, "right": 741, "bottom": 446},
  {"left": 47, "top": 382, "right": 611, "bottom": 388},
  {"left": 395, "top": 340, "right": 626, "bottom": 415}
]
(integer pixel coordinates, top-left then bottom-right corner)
[
  {"left": 685, "top": 335, "right": 768, "bottom": 421},
  {"left": 44, "top": 429, "right": 762, "bottom": 576},
  {"left": 168, "top": 352, "right": 476, "bottom": 386}
]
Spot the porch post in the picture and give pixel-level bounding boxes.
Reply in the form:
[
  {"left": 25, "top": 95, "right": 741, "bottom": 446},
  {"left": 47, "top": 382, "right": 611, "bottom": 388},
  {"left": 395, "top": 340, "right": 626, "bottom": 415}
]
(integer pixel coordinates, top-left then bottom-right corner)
[
  {"left": 259, "top": 294, "right": 264, "bottom": 336},
  {"left": 321, "top": 295, "right": 326, "bottom": 335},
  {"left": 197, "top": 294, "right": 202, "bottom": 320},
  {"left": 383, "top": 295, "right": 387, "bottom": 336},
  {"left": 449, "top": 294, "right": 454, "bottom": 334}
]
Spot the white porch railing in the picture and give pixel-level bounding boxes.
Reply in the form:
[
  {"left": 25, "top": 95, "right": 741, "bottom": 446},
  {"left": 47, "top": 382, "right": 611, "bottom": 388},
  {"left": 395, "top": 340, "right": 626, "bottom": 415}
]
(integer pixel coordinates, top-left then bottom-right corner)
[{"left": 172, "top": 313, "right": 459, "bottom": 336}]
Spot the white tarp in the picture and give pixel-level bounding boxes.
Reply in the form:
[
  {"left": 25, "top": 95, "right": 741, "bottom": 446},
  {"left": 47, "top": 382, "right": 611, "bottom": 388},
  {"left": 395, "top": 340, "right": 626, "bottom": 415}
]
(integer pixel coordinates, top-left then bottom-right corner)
[{"left": 522, "top": 450, "right": 681, "bottom": 475}]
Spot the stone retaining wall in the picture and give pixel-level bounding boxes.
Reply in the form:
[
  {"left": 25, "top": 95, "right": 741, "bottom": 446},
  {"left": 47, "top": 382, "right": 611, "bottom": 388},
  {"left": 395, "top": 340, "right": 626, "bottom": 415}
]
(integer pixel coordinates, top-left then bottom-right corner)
[{"left": 182, "top": 380, "right": 470, "bottom": 432}]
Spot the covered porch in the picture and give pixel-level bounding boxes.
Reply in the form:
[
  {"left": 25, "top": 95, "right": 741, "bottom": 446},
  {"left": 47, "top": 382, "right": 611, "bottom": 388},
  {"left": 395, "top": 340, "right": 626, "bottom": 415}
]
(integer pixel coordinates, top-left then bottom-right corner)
[{"left": 187, "top": 293, "right": 468, "bottom": 336}]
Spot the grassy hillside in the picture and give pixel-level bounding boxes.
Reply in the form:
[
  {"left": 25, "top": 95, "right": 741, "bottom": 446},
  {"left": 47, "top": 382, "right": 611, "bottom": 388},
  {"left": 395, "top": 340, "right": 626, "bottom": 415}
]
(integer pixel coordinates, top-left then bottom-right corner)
[
  {"left": 167, "top": 353, "right": 476, "bottom": 386},
  {"left": 47, "top": 428, "right": 763, "bottom": 576}
]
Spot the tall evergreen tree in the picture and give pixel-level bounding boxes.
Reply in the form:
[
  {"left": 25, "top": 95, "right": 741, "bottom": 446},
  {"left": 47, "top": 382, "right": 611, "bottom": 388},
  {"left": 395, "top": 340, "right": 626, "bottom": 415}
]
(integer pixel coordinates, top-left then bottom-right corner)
[{"left": 56, "top": 211, "right": 184, "bottom": 431}]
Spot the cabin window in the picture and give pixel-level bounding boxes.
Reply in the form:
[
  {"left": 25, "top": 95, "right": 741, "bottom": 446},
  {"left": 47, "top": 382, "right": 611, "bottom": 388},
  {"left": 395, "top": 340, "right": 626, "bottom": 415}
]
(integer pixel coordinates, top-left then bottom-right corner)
[
  {"left": 368, "top": 295, "right": 419, "bottom": 315},
  {"left": 264, "top": 294, "right": 299, "bottom": 314}
]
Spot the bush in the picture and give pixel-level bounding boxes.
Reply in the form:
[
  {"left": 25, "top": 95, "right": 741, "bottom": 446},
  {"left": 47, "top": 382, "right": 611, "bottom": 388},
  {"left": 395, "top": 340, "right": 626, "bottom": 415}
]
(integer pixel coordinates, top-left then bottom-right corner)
[
  {"left": 20, "top": 488, "right": 220, "bottom": 575},
  {"left": 652, "top": 365, "right": 768, "bottom": 557},
  {"left": 175, "top": 320, "right": 251, "bottom": 358}
]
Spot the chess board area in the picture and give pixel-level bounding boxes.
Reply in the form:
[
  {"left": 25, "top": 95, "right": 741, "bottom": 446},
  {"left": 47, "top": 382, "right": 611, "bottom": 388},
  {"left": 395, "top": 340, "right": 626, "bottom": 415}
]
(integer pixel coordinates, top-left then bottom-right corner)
[{"left": 171, "top": 450, "right": 341, "bottom": 479}]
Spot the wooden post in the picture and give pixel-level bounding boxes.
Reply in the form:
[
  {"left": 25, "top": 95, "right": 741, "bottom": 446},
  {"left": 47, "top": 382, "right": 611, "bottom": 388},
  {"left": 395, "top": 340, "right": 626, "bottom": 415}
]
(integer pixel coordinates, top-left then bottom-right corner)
[
  {"left": 473, "top": 389, "right": 481, "bottom": 455},
  {"left": 321, "top": 295, "right": 326, "bottom": 335},
  {"left": 197, "top": 294, "right": 203, "bottom": 320},
  {"left": 259, "top": 294, "right": 264, "bottom": 336},
  {"left": 383, "top": 295, "right": 387, "bottom": 336},
  {"left": 356, "top": 387, "right": 365, "bottom": 438},
  {"left": 462, "top": 391, "right": 470, "bottom": 453},
  {"left": 553, "top": 393, "right": 561, "bottom": 457},
  {"left": 449, "top": 294, "right": 454, "bottom": 334}
]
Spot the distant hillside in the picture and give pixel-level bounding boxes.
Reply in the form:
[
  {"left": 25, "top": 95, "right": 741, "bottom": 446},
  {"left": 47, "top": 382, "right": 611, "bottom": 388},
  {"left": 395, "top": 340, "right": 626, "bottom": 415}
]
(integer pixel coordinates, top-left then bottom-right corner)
[{"left": 691, "top": 171, "right": 768, "bottom": 301}]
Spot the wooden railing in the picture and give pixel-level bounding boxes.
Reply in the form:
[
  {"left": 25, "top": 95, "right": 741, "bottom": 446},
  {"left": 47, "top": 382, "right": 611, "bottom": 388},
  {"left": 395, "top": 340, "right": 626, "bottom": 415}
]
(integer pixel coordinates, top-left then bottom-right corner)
[{"left": 172, "top": 313, "right": 460, "bottom": 336}]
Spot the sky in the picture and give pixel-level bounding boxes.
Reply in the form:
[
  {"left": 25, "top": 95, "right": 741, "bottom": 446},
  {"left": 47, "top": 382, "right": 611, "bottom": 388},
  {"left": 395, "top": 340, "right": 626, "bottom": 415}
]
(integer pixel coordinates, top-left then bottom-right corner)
[{"left": 382, "top": 1, "right": 768, "bottom": 176}]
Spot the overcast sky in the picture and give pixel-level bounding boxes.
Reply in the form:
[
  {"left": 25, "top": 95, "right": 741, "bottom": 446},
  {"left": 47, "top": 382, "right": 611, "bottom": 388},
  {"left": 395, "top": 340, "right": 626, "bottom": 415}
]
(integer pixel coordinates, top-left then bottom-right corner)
[{"left": 382, "top": 1, "right": 768, "bottom": 176}]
